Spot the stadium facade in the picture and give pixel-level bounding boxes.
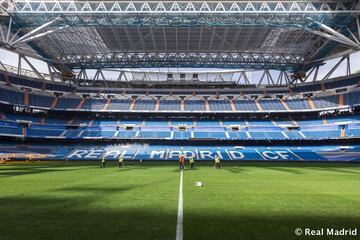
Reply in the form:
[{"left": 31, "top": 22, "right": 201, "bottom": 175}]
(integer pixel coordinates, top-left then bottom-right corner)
[{"left": 0, "top": 0, "right": 360, "bottom": 162}]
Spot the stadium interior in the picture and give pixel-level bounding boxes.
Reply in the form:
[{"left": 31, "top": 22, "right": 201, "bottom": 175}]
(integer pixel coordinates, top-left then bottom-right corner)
[{"left": 1, "top": 1, "right": 360, "bottom": 240}]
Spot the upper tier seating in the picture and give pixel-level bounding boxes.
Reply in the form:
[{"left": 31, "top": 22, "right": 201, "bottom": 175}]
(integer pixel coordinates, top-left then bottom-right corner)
[
  {"left": 208, "top": 100, "right": 232, "bottom": 111},
  {"left": 184, "top": 100, "right": 206, "bottom": 111},
  {"left": 285, "top": 98, "right": 311, "bottom": 110},
  {"left": 159, "top": 100, "right": 181, "bottom": 111},
  {"left": 312, "top": 95, "right": 339, "bottom": 109},
  {"left": 0, "top": 84, "right": 359, "bottom": 112},
  {"left": 0, "top": 87, "right": 24, "bottom": 105},
  {"left": 233, "top": 100, "right": 258, "bottom": 111},
  {"left": 133, "top": 100, "right": 156, "bottom": 111},
  {"left": 258, "top": 99, "right": 285, "bottom": 111},
  {"left": 55, "top": 97, "right": 80, "bottom": 110},
  {"left": 344, "top": 91, "right": 360, "bottom": 106},
  {"left": 107, "top": 99, "right": 132, "bottom": 111},
  {"left": 28, "top": 93, "right": 54, "bottom": 108},
  {"left": 81, "top": 99, "right": 106, "bottom": 110}
]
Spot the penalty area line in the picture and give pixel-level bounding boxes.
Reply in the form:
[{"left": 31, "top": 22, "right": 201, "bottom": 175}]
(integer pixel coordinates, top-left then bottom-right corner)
[{"left": 176, "top": 170, "right": 183, "bottom": 240}]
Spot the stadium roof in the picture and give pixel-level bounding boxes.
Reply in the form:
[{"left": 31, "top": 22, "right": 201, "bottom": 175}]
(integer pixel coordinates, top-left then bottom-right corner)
[{"left": 0, "top": 0, "right": 360, "bottom": 75}]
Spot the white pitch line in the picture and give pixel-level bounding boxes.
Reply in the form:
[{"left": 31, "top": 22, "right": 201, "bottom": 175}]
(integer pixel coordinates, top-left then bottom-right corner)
[{"left": 176, "top": 170, "right": 183, "bottom": 240}]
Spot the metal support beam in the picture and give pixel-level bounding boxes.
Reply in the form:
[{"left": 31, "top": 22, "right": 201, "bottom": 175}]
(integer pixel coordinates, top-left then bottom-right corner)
[
  {"left": 322, "top": 56, "right": 347, "bottom": 81},
  {"left": 2, "top": 1, "right": 359, "bottom": 28},
  {"left": 11, "top": 25, "right": 68, "bottom": 46},
  {"left": 10, "top": 17, "right": 61, "bottom": 46},
  {"left": 346, "top": 55, "right": 351, "bottom": 76},
  {"left": 58, "top": 51, "right": 303, "bottom": 70},
  {"left": 21, "top": 54, "right": 45, "bottom": 79},
  {"left": 307, "top": 18, "right": 360, "bottom": 49}
]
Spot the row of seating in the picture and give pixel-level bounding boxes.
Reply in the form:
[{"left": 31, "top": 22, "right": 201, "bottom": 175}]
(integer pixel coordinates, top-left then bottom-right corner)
[
  {"left": 0, "top": 117, "right": 358, "bottom": 140},
  {"left": 2, "top": 112, "right": 360, "bottom": 127},
  {"left": 0, "top": 125, "right": 351, "bottom": 140},
  {"left": 0, "top": 112, "right": 360, "bottom": 128},
  {"left": 0, "top": 86, "right": 359, "bottom": 112}
]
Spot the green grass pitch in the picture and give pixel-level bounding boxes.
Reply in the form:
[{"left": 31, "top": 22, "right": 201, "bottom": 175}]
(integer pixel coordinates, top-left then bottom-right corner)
[{"left": 0, "top": 161, "right": 360, "bottom": 240}]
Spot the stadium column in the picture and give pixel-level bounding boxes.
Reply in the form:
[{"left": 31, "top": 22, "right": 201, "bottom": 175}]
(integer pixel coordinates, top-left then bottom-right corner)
[
  {"left": 103, "top": 99, "right": 111, "bottom": 111},
  {"left": 255, "top": 99, "right": 263, "bottom": 111},
  {"left": 279, "top": 99, "right": 290, "bottom": 110},
  {"left": 155, "top": 98, "right": 160, "bottom": 111},
  {"left": 130, "top": 99, "right": 135, "bottom": 110},
  {"left": 76, "top": 98, "right": 86, "bottom": 109},
  {"left": 180, "top": 98, "right": 184, "bottom": 111},
  {"left": 229, "top": 99, "right": 236, "bottom": 112},
  {"left": 205, "top": 99, "right": 210, "bottom": 111},
  {"left": 24, "top": 89, "right": 29, "bottom": 106},
  {"left": 338, "top": 94, "right": 344, "bottom": 107},
  {"left": 307, "top": 97, "right": 316, "bottom": 110},
  {"left": 341, "top": 127, "right": 345, "bottom": 138},
  {"left": 51, "top": 96, "right": 59, "bottom": 109}
]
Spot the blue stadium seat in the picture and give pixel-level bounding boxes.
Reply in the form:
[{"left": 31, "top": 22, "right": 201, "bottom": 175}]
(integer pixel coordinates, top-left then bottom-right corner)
[
  {"left": 193, "top": 131, "right": 226, "bottom": 139},
  {"left": 56, "top": 97, "right": 80, "bottom": 110},
  {"left": 28, "top": 93, "right": 54, "bottom": 108},
  {"left": 0, "top": 125, "right": 22, "bottom": 136},
  {"left": 184, "top": 100, "right": 206, "bottom": 111},
  {"left": 133, "top": 100, "right": 156, "bottom": 111},
  {"left": 302, "top": 130, "right": 340, "bottom": 139},
  {"left": 138, "top": 131, "right": 171, "bottom": 139},
  {"left": 107, "top": 99, "right": 131, "bottom": 111},
  {"left": 208, "top": 100, "right": 231, "bottom": 111},
  {"left": 159, "top": 100, "right": 181, "bottom": 111},
  {"left": 81, "top": 99, "right": 106, "bottom": 110},
  {"left": 228, "top": 131, "right": 249, "bottom": 140},
  {"left": 233, "top": 100, "right": 258, "bottom": 111},
  {"left": 259, "top": 99, "right": 285, "bottom": 111},
  {"left": 312, "top": 95, "right": 338, "bottom": 109},
  {"left": 82, "top": 130, "right": 116, "bottom": 138},
  {"left": 27, "top": 128, "right": 64, "bottom": 137},
  {"left": 285, "top": 131, "right": 304, "bottom": 139},
  {"left": 116, "top": 131, "right": 137, "bottom": 138},
  {"left": 0, "top": 87, "right": 24, "bottom": 105},
  {"left": 249, "top": 131, "right": 285, "bottom": 140},
  {"left": 173, "top": 131, "right": 192, "bottom": 139},
  {"left": 286, "top": 98, "right": 311, "bottom": 110}
]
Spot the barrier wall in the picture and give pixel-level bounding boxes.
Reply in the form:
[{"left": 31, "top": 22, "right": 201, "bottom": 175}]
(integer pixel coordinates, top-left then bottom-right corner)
[{"left": 0, "top": 144, "right": 359, "bottom": 162}]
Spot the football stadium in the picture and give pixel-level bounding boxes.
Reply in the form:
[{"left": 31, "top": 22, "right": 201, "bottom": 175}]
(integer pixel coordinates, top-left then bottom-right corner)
[{"left": 1, "top": 0, "right": 360, "bottom": 239}]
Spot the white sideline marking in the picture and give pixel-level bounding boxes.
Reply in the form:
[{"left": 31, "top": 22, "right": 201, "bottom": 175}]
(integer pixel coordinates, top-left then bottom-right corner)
[{"left": 176, "top": 170, "right": 183, "bottom": 240}]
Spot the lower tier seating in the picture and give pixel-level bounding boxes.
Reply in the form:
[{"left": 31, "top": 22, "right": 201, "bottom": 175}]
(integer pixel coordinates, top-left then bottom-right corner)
[{"left": 0, "top": 113, "right": 359, "bottom": 141}]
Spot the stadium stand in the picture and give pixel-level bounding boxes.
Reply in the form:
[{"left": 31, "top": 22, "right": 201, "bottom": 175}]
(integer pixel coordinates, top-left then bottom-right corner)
[
  {"left": 0, "top": 70, "right": 359, "bottom": 163},
  {"left": 1, "top": 81, "right": 360, "bottom": 113},
  {"left": 1, "top": 111, "right": 359, "bottom": 141}
]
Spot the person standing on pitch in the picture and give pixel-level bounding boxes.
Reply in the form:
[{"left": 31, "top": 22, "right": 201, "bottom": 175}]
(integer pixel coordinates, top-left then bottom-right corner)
[
  {"left": 118, "top": 155, "right": 124, "bottom": 168},
  {"left": 189, "top": 156, "right": 195, "bottom": 169},
  {"left": 101, "top": 155, "right": 106, "bottom": 168},
  {"left": 179, "top": 154, "right": 185, "bottom": 170},
  {"left": 214, "top": 155, "right": 221, "bottom": 170}
]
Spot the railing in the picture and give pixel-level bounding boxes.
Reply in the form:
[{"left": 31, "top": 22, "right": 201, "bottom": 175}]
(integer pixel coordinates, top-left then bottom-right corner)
[{"left": 1, "top": 63, "right": 53, "bottom": 81}]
